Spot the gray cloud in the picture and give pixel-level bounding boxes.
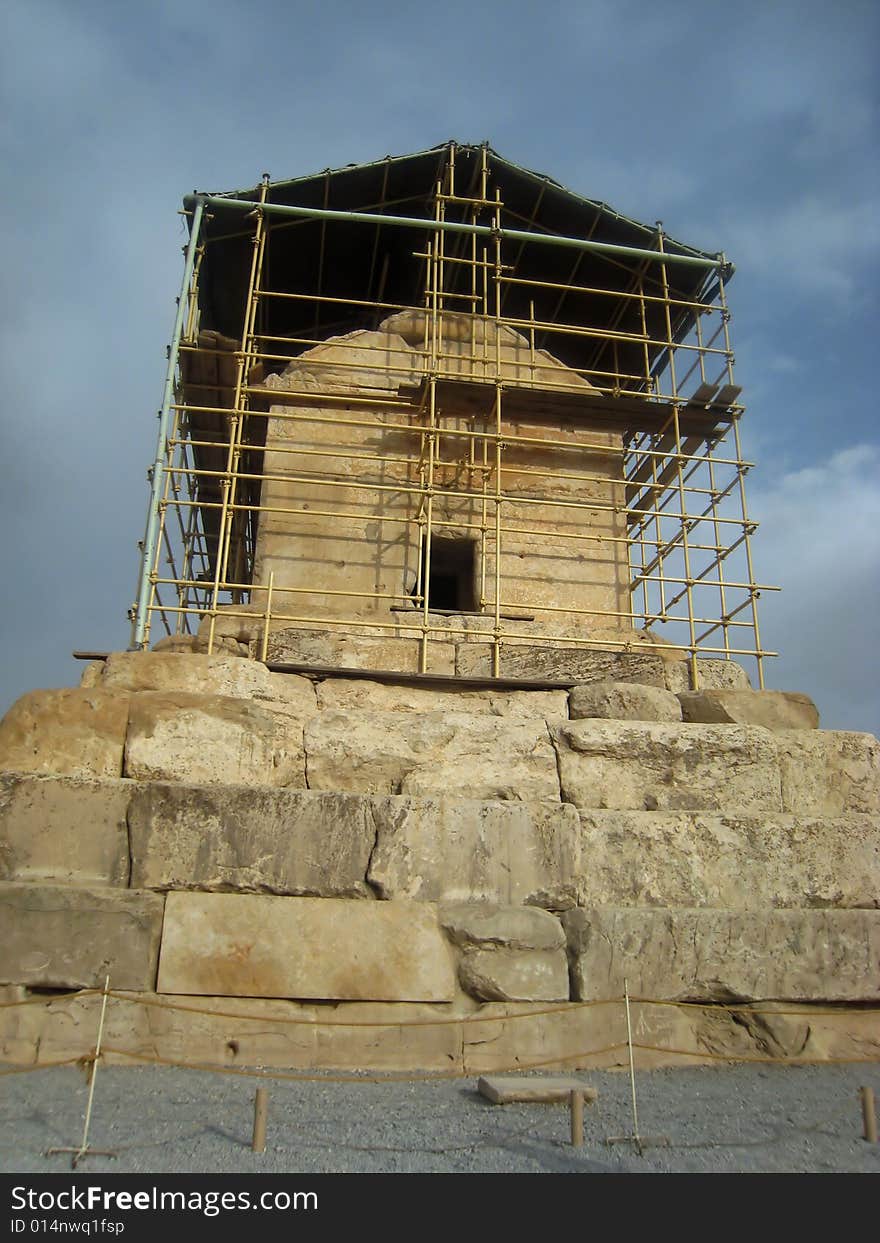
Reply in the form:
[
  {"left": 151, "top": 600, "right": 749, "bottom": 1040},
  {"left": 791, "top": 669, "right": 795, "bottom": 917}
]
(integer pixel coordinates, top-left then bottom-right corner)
[{"left": 1, "top": 0, "right": 877, "bottom": 739}]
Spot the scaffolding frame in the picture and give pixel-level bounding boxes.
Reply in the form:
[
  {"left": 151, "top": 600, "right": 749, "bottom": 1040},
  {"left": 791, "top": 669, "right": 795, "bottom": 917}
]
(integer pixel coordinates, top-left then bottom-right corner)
[{"left": 132, "top": 144, "right": 775, "bottom": 686}]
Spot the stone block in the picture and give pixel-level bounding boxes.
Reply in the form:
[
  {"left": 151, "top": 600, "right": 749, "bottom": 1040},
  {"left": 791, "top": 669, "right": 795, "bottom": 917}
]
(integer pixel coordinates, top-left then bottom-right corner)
[
  {"left": 314, "top": 677, "right": 568, "bottom": 719},
  {"left": 459, "top": 948, "right": 570, "bottom": 1002},
  {"left": 569, "top": 681, "right": 681, "bottom": 722},
  {"left": 4, "top": 988, "right": 876, "bottom": 1072},
  {"left": 0, "top": 774, "right": 131, "bottom": 886},
  {"left": 478, "top": 1076, "right": 598, "bottom": 1104},
  {"left": 563, "top": 907, "right": 880, "bottom": 1002},
  {"left": 79, "top": 661, "right": 103, "bottom": 689},
  {"left": 128, "top": 784, "right": 374, "bottom": 897},
  {"left": 460, "top": 1001, "right": 612, "bottom": 1074},
  {"left": 0, "top": 882, "right": 164, "bottom": 990},
  {"left": 0, "top": 688, "right": 130, "bottom": 779},
  {"left": 117, "top": 993, "right": 319, "bottom": 1071},
  {"left": 157, "top": 893, "right": 456, "bottom": 1002},
  {"left": 304, "top": 709, "right": 561, "bottom": 801},
  {"left": 265, "top": 628, "right": 455, "bottom": 675},
  {"left": 555, "top": 719, "right": 782, "bottom": 812},
  {"left": 100, "top": 651, "right": 318, "bottom": 719},
  {"left": 102, "top": 650, "right": 268, "bottom": 696},
  {"left": 312, "top": 1001, "right": 463, "bottom": 1071},
  {"left": 777, "top": 731, "right": 880, "bottom": 814},
  {"left": 0, "top": 985, "right": 36, "bottom": 1064},
  {"left": 663, "top": 659, "right": 752, "bottom": 693},
  {"left": 439, "top": 903, "right": 566, "bottom": 950},
  {"left": 576, "top": 810, "right": 880, "bottom": 910},
  {"left": 367, "top": 796, "right": 580, "bottom": 909},
  {"left": 678, "top": 689, "right": 819, "bottom": 731},
  {"left": 124, "top": 692, "right": 305, "bottom": 787},
  {"left": 456, "top": 644, "right": 670, "bottom": 686},
  {"left": 153, "top": 634, "right": 250, "bottom": 657}
]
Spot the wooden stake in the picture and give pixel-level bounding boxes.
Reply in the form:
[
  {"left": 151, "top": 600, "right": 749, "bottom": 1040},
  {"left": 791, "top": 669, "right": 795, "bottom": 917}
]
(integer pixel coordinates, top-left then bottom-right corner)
[
  {"left": 861, "top": 1086, "right": 877, "bottom": 1144},
  {"left": 606, "top": 981, "right": 669, "bottom": 1154},
  {"left": 47, "top": 975, "right": 116, "bottom": 1168},
  {"left": 252, "top": 1087, "right": 268, "bottom": 1153},
  {"left": 570, "top": 1089, "right": 584, "bottom": 1148}
]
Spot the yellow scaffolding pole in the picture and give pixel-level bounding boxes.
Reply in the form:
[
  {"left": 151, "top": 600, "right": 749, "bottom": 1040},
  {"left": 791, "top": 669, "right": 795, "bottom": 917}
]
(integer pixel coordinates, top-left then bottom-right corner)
[{"left": 143, "top": 155, "right": 770, "bottom": 684}]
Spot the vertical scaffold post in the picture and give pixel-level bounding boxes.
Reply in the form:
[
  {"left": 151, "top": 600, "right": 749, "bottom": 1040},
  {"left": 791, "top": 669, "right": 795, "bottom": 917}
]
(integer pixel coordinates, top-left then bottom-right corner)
[{"left": 131, "top": 197, "right": 205, "bottom": 650}]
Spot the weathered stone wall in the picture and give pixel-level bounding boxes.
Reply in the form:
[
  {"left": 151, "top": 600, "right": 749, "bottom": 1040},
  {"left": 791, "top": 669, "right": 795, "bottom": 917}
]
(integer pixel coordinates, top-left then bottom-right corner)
[
  {"left": 248, "top": 311, "right": 630, "bottom": 652},
  {"left": 1, "top": 650, "right": 878, "bottom": 1069}
]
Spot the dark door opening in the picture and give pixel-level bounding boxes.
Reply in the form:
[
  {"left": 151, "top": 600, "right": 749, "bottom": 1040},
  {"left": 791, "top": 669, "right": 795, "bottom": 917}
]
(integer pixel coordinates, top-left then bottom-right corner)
[{"left": 412, "top": 537, "right": 477, "bottom": 612}]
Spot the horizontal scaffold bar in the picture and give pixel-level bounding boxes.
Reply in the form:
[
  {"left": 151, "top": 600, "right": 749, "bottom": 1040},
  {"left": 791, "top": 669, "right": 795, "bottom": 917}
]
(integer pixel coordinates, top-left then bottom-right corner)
[{"left": 184, "top": 194, "right": 725, "bottom": 272}]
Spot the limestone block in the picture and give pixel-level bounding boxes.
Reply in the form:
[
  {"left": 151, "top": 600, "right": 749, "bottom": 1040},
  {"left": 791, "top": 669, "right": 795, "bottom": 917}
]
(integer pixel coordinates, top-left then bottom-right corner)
[
  {"left": 461, "top": 1001, "right": 608, "bottom": 1074},
  {"left": 128, "top": 784, "right": 374, "bottom": 897},
  {"left": 459, "top": 948, "right": 570, "bottom": 1002},
  {"left": 4, "top": 986, "right": 467, "bottom": 1072},
  {"left": 439, "top": 903, "right": 566, "bottom": 949},
  {"left": 153, "top": 634, "right": 250, "bottom": 658},
  {"left": 100, "top": 651, "right": 318, "bottom": 719},
  {"left": 0, "top": 688, "right": 129, "bottom": 779},
  {"left": 124, "top": 692, "right": 305, "bottom": 787},
  {"left": 0, "top": 774, "right": 131, "bottom": 886},
  {"left": 157, "top": 893, "right": 456, "bottom": 1002},
  {"left": 304, "top": 709, "right": 561, "bottom": 801},
  {"left": 0, "top": 882, "right": 164, "bottom": 990},
  {"left": 576, "top": 810, "right": 880, "bottom": 910},
  {"left": 563, "top": 907, "right": 880, "bottom": 1002},
  {"left": 196, "top": 605, "right": 264, "bottom": 644},
  {"left": 0, "top": 987, "right": 312, "bottom": 1070},
  {"left": 367, "top": 796, "right": 580, "bottom": 909},
  {"left": 315, "top": 677, "right": 568, "bottom": 719},
  {"left": 478, "top": 1076, "right": 598, "bottom": 1104},
  {"left": 569, "top": 681, "right": 681, "bottom": 722},
  {"left": 103, "top": 650, "right": 268, "bottom": 696},
  {"left": 678, "top": 689, "right": 819, "bottom": 731},
  {"left": 4, "top": 988, "right": 876, "bottom": 1072},
  {"left": 610, "top": 999, "right": 880, "bottom": 1068},
  {"left": 555, "top": 720, "right": 782, "bottom": 812},
  {"left": 0, "top": 985, "right": 36, "bottom": 1064},
  {"left": 115, "top": 993, "right": 318, "bottom": 1071},
  {"left": 663, "top": 659, "right": 752, "bottom": 693},
  {"left": 313, "top": 1001, "right": 463, "bottom": 1071},
  {"left": 776, "top": 731, "right": 880, "bottom": 814},
  {"left": 456, "top": 644, "right": 669, "bottom": 687},
  {"left": 257, "top": 670, "right": 320, "bottom": 721},
  {"left": 265, "top": 628, "right": 455, "bottom": 675},
  {"left": 79, "top": 661, "right": 104, "bottom": 689}
]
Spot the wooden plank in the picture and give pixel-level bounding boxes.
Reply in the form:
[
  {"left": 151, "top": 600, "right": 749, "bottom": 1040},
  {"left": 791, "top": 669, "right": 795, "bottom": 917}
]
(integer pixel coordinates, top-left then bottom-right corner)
[
  {"left": 625, "top": 434, "right": 706, "bottom": 510},
  {"left": 713, "top": 383, "right": 743, "bottom": 408},
  {"left": 266, "top": 661, "right": 580, "bottom": 691},
  {"left": 689, "top": 380, "right": 719, "bottom": 405}
]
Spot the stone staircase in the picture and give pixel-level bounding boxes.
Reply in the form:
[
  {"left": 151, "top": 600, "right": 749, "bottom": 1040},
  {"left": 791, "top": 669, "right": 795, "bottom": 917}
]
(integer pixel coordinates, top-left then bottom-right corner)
[{"left": 1, "top": 649, "right": 878, "bottom": 1070}]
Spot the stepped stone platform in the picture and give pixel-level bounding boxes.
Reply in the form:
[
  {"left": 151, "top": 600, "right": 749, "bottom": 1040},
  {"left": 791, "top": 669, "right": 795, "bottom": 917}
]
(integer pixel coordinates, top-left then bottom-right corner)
[{"left": 1, "top": 647, "right": 878, "bottom": 1070}]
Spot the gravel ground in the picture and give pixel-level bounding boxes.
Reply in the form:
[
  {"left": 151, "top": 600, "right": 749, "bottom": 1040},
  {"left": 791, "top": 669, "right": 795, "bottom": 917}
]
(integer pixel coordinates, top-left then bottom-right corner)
[{"left": 2, "top": 1063, "right": 879, "bottom": 1174}]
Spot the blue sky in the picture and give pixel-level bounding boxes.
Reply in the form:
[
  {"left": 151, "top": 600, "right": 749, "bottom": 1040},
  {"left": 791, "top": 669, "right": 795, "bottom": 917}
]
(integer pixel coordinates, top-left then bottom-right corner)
[{"left": 1, "top": 0, "right": 877, "bottom": 733}]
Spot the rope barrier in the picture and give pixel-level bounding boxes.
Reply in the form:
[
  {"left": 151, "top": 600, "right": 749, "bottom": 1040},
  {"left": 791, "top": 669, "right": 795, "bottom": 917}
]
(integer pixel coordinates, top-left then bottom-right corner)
[
  {"left": 104, "top": 990, "right": 616, "bottom": 1027},
  {"left": 3, "top": 986, "right": 877, "bottom": 1031},
  {"left": 0, "top": 1057, "right": 87, "bottom": 1077},
  {"left": 4, "top": 1037, "right": 873, "bottom": 1085},
  {"left": 5, "top": 981, "right": 874, "bottom": 1168},
  {"left": 96, "top": 1041, "right": 629, "bottom": 1083},
  {"left": 0, "top": 989, "right": 100, "bottom": 1009},
  {"left": 630, "top": 1042, "right": 877, "bottom": 1067},
  {"left": 630, "top": 997, "right": 880, "bottom": 1018}
]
